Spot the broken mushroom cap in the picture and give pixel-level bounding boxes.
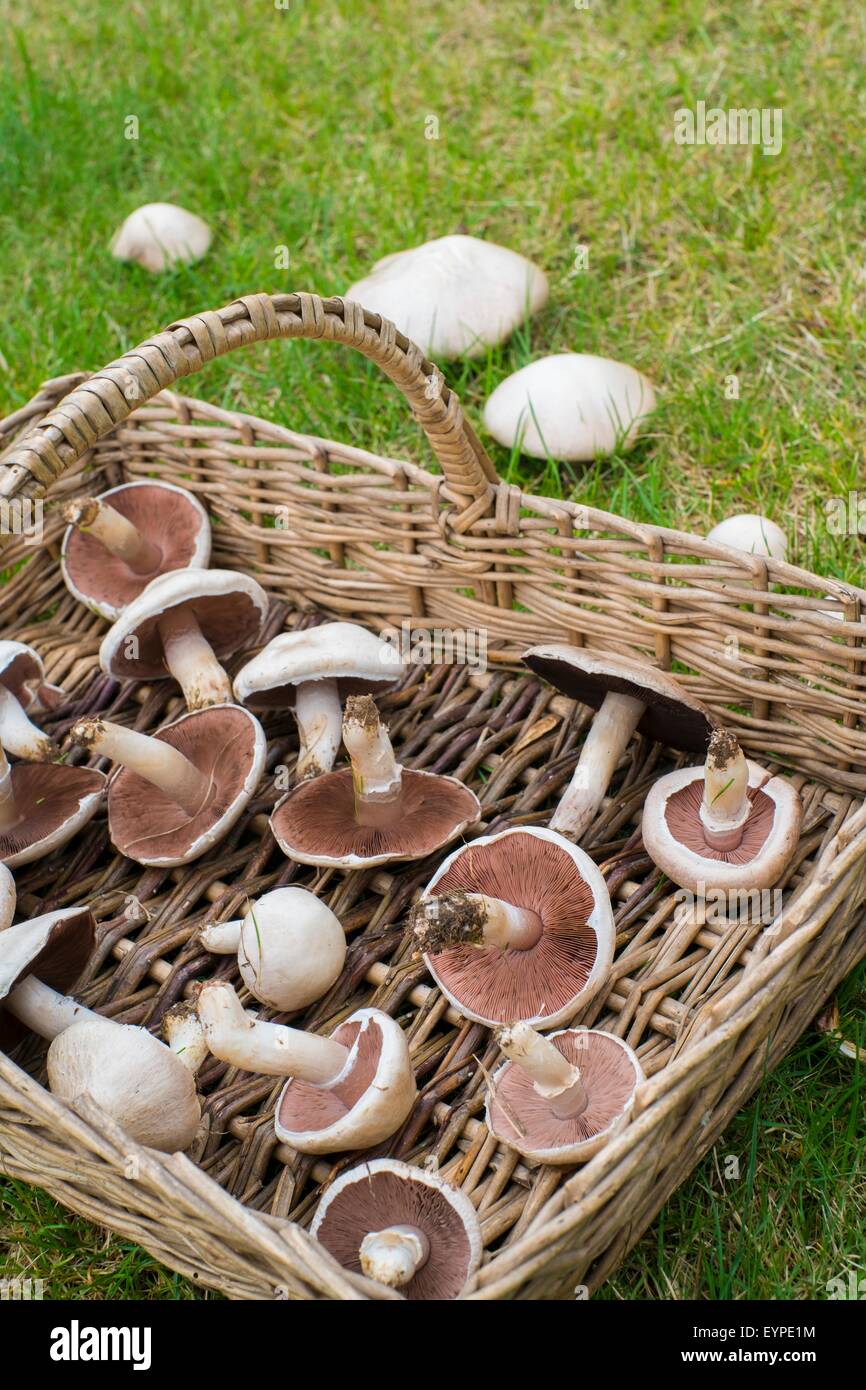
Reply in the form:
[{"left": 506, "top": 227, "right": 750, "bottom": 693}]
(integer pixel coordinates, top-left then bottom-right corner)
[
  {"left": 72, "top": 706, "right": 266, "bottom": 867},
  {"left": 99, "top": 568, "right": 269, "bottom": 710},
  {"left": 523, "top": 644, "right": 716, "bottom": 841},
  {"left": 0, "top": 862, "right": 15, "bottom": 931},
  {"left": 311, "top": 1158, "right": 483, "bottom": 1299},
  {"left": 200, "top": 885, "right": 346, "bottom": 1011},
  {"left": 413, "top": 826, "right": 615, "bottom": 1029},
  {"left": 0, "top": 641, "right": 63, "bottom": 761},
  {"left": 0, "top": 741, "right": 106, "bottom": 868},
  {"left": 61, "top": 480, "right": 211, "bottom": 621},
  {"left": 486, "top": 1022, "right": 644, "bottom": 1164},
  {"left": 0, "top": 906, "right": 95, "bottom": 1052},
  {"left": 234, "top": 623, "right": 400, "bottom": 780},
  {"left": 641, "top": 729, "right": 802, "bottom": 896},
  {"left": 270, "top": 694, "right": 481, "bottom": 868}
]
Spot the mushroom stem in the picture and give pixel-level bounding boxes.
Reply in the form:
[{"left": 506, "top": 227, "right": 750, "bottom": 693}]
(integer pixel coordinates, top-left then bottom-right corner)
[
  {"left": 162, "top": 1002, "right": 209, "bottom": 1074},
  {"left": 70, "top": 717, "right": 207, "bottom": 816},
  {"left": 5, "top": 975, "right": 100, "bottom": 1041},
  {"left": 199, "top": 918, "right": 243, "bottom": 953},
  {"left": 0, "top": 743, "right": 18, "bottom": 831},
  {"left": 197, "top": 981, "right": 348, "bottom": 1081},
  {"left": 412, "top": 891, "right": 543, "bottom": 953},
  {"left": 360, "top": 1225, "right": 430, "bottom": 1288},
  {"left": 496, "top": 1022, "right": 588, "bottom": 1119},
  {"left": 0, "top": 685, "right": 56, "bottom": 762},
  {"left": 550, "top": 691, "right": 644, "bottom": 839},
  {"left": 294, "top": 679, "right": 343, "bottom": 780},
  {"left": 157, "top": 606, "right": 233, "bottom": 709},
  {"left": 342, "top": 695, "right": 401, "bottom": 806},
  {"left": 63, "top": 497, "right": 162, "bottom": 575},
  {"left": 700, "top": 730, "right": 750, "bottom": 850}
]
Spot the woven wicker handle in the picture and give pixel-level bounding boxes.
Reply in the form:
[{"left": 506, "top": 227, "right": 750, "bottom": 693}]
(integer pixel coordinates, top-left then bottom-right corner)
[{"left": 0, "top": 292, "right": 498, "bottom": 510}]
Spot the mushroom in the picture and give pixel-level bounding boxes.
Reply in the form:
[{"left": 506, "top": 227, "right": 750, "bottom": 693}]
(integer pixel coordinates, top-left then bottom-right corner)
[
  {"left": 641, "top": 728, "right": 802, "bottom": 896},
  {"left": 311, "top": 1158, "right": 482, "bottom": 1299},
  {"left": 344, "top": 234, "right": 549, "bottom": 360},
  {"left": 61, "top": 481, "right": 211, "bottom": 621},
  {"left": 706, "top": 514, "right": 787, "bottom": 563},
  {"left": 0, "top": 738, "right": 105, "bottom": 867},
  {"left": 110, "top": 202, "right": 212, "bottom": 273},
  {"left": 233, "top": 622, "right": 399, "bottom": 780},
  {"left": 0, "top": 908, "right": 204, "bottom": 1151},
  {"left": 197, "top": 982, "right": 417, "bottom": 1153},
  {"left": 200, "top": 886, "right": 346, "bottom": 1011},
  {"left": 0, "top": 641, "right": 65, "bottom": 761},
  {"left": 486, "top": 1021, "right": 644, "bottom": 1164},
  {"left": 99, "top": 569, "right": 268, "bottom": 710},
  {"left": 411, "top": 826, "right": 615, "bottom": 1028},
  {"left": 483, "top": 353, "right": 656, "bottom": 461},
  {"left": 523, "top": 645, "right": 716, "bottom": 842},
  {"left": 0, "top": 862, "right": 14, "bottom": 931},
  {"left": 270, "top": 695, "right": 481, "bottom": 869},
  {"left": 70, "top": 706, "right": 266, "bottom": 867}
]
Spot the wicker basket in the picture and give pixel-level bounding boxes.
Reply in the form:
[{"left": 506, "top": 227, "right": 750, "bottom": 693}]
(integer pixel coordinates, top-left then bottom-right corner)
[{"left": 1, "top": 291, "right": 865, "bottom": 1301}]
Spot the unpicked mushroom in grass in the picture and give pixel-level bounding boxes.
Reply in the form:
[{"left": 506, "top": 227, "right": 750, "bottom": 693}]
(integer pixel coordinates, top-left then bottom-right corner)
[
  {"left": 70, "top": 706, "right": 266, "bottom": 867},
  {"left": 311, "top": 1158, "right": 482, "bottom": 1300},
  {"left": 0, "top": 641, "right": 65, "bottom": 762},
  {"left": 641, "top": 728, "right": 803, "bottom": 897},
  {"left": 523, "top": 645, "right": 715, "bottom": 842},
  {"left": 61, "top": 482, "right": 211, "bottom": 621},
  {"left": 197, "top": 981, "right": 417, "bottom": 1153},
  {"left": 412, "top": 826, "right": 616, "bottom": 1029},
  {"left": 0, "top": 738, "right": 105, "bottom": 868},
  {"left": 706, "top": 513, "right": 787, "bottom": 563},
  {"left": 486, "top": 1021, "right": 644, "bottom": 1164},
  {"left": 99, "top": 569, "right": 268, "bottom": 711},
  {"left": 233, "top": 622, "right": 400, "bottom": 780},
  {"left": 110, "top": 202, "right": 212, "bottom": 273},
  {"left": 200, "top": 886, "right": 346, "bottom": 1012},
  {"left": 270, "top": 694, "right": 481, "bottom": 869}
]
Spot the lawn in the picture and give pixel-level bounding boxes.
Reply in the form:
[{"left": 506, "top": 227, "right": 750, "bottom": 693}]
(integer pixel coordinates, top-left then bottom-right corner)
[{"left": 0, "top": 0, "right": 864, "bottom": 1300}]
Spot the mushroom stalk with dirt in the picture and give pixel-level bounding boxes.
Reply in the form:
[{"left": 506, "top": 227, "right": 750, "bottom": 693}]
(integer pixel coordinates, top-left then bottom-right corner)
[
  {"left": 72, "top": 718, "right": 208, "bottom": 816},
  {"left": 197, "top": 981, "right": 352, "bottom": 1080},
  {"left": 0, "top": 642, "right": 63, "bottom": 762},
  {"left": 699, "top": 729, "right": 751, "bottom": 849},
  {"left": 0, "top": 683, "right": 56, "bottom": 762},
  {"left": 413, "top": 891, "right": 542, "bottom": 953},
  {"left": 497, "top": 1021, "right": 589, "bottom": 1119},
  {"left": 63, "top": 496, "right": 162, "bottom": 574}
]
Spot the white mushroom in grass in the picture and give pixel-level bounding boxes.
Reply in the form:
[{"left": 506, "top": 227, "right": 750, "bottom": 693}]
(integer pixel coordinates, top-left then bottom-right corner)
[
  {"left": 61, "top": 481, "right": 211, "bottom": 621},
  {"left": 486, "top": 1021, "right": 644, "bottom": 1164},
  {"left": 0, "top": 738, "right": 105, "bottom": 867},
  {"left": 270, "top": 694, "right": 481, "bottom": 869},
  {"left": 312, "top": 1158, "right": 482, "bottom": 1299},
  {"left": 523, "top": 645, "right": 716, "bottom": 842},
  {"left": 70, "top": 707, "right": 266, "bottom": 868},
  {"left": 110, "top": 202, "right": 212, "bottom": 273},
  {"left": 233, "top": 622, "right": 399, "bottom": 780},
  {"left": 0, "top": 641, "right": 65, "bottom": 762},
  {"left": 200, "top": 886, "right": 346, "bottom": 1012},
  {"left": 99, "top": 569, "right": 268, "bottom": 710},
  {"left": 197, "top": 982, "right": 417, "bottom": 1154},
  {"left": 706, "top": 513, "right": 787, "bottom": 563}
]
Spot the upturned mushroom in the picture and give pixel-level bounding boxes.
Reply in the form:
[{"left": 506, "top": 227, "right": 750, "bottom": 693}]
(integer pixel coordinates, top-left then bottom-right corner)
[
  {"left": 61, "top": 481, "right": 211, "bottom": 620},
  {"left": 70, "top": 707, "right": 266, "bottom": 867},
  {"left": 641, "top": 728, "right": 802, "bottom": 896},
  {"left": 486, "top": 1021, "right": 644, "bottom": 1164},
  {"left": 0, "top": 739, "right": 105, "bottom": 867},
  {"left": 233, "top": 622, "right": 399, "bottom": 780},
  {"left": 197, "top": 982, "right": 417, "bottom": 1153},
  {"left": 523, "top": 645, "right": 716, "bottom": 842},
  {"left": 0, "top": 908, "right": 204, "bottom": 1151},
  {"left": 99, "top": 569, "right": 268, "bottom": 709},
  {"left": 200, "top": 886, "right": 346, "bottom": 1011},
  {"left": 312, "top": 1158, "right": 482, "bottom": 1299},
  {"left": 270, "top": 694, "right": 481, "bottom": 869},
  {"left": 411, "top": 826, "right": 615, "bottom": 1029},
  {"left": 0, "top": 641, "right": 65, "bottom": 761}
]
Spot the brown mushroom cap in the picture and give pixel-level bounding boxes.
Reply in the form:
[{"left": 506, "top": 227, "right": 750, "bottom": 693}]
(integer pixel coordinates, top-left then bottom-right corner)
[
  {"left": 421, "top": 828, "right": 614, "bottom": 1028},
  {"left": 270, "top": 768, "right": 481, "bottom": 868},
  {"left": 277, "top": 1013, "right": 384, "bottom": 1136},
  {"left": 0, "top": 906, "right": 95, "bottom": 1052},
  {"left": 487, "top": 1028, "right": 642, "bottom": 1162},
  {"left": 523, "top": 645, "right": 715, "bottom": 752},
  {"left": 0, "top": 765, "right": 106, "bottom": 868},
  {"left": 62, "top": 482, "right": 210, "bottom": 618},
  {"left": 107, "top": 705, "right": 265, "bottom": 866},
  {"left": 0, "top": 642, "right": 46, "bottom": 711},
  {"left": 311, "top": 1158, "right": 482, "bottom": 1300}
]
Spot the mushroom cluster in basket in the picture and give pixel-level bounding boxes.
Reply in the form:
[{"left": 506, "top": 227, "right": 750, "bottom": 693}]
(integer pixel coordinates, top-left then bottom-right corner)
[{"left": 1, "top": 508, "right": 805, "bottom": 1297}]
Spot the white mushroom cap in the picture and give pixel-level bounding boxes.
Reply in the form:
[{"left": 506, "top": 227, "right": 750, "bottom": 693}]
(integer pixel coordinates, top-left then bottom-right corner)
[
  {"left": 0, "top": 863, "right": 14, "bottom": 931},
  {"left": 344, "top": 234, "right": 549, "bottom": 360},
  {"left": 706, "top": 514, "right": 787, "bottom": 563},
  {"left": 642, "top": 759, "right": 802, "bottom": 895},
  {"left": 231, "top": 886, "right": 347, "bottom": 1011},
  {"left": 483, "top": 353, "right": 656, "bottom": 461},
  {"left": 110, "top": 202, "right": 212, "bottom": 273},
  {"left": 0, "top": 641, "right": 61, "bottom": 711},
  {"left": 275, "top": 1007, "right": 417, "bottom": 1154},
  {"left": 233, "top": 623, "right": 400, "bottom": 706},
  {"left": 47, "top": 1017, "right": 202, "bottom": 1152}
]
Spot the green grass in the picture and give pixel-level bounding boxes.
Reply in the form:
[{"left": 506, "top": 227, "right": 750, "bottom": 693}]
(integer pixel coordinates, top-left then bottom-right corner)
[{"left": 1, "top": 0, "right": 865, "bottom": 1300}]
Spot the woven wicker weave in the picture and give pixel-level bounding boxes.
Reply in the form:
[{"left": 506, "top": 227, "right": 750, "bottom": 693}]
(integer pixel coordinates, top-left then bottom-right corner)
[{"left": 0, "top": 292, "right": 865, "bottom": 1300}]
